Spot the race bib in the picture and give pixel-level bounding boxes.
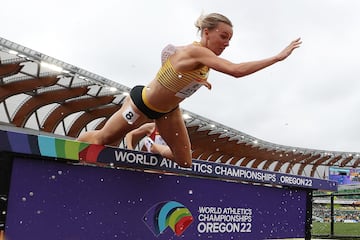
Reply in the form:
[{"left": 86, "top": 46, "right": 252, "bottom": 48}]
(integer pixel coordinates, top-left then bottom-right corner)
[{"left": 122, "top": 106, "right": 140, "bottom": 124}]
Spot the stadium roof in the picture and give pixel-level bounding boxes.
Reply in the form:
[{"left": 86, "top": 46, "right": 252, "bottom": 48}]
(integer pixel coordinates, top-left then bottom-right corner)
[{"left": 1, "top": 36, "right": 359, "bottom": 179}]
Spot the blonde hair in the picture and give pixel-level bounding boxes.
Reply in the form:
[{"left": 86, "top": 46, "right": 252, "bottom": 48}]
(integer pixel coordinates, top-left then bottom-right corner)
[{"left": 195, "top": 13, "right": 233, "bottom": 34}]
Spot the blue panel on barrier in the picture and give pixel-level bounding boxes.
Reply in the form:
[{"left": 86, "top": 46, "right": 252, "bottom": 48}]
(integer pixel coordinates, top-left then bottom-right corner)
[
  {"left": 38, "top": 135, "right": 57, "bottom": 157},
  {"left": 7, "top": 131, "right": 32, "bottom": 154}
]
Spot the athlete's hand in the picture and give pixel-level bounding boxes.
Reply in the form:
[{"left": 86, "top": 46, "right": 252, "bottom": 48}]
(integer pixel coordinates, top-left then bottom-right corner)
[{"left": 276, "top": 38, "right": 302, "bottom": 61}]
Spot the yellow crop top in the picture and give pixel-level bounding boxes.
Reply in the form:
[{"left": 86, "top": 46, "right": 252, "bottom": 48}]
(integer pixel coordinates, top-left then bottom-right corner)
[{"left": 156, "top": 43, "right": 212, "bottom": 99}]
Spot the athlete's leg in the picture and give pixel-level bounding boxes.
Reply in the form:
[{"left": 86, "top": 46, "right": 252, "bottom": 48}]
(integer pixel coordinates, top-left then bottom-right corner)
[
  {"left": 155, "top": 108, "right": 192, "bottom": 168},
  {"left": 77, "top": 96, "right": 150, "bottom": 145},
  {"left": 150, "top": 144, "right": 175, "bottom": 160}
]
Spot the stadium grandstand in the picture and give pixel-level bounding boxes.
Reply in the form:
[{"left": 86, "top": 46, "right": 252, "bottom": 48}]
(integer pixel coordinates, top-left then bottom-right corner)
[{"left": 1, "top": 36, "right": 360, "bottom": 179}]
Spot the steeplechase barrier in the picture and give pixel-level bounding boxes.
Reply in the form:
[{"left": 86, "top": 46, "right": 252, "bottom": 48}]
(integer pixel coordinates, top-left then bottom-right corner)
[{"left": 0, "top": 128, "right": 337, "bottom": 240}]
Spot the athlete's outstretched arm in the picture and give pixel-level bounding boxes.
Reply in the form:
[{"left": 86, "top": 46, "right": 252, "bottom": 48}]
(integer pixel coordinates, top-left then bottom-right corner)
[{"left": 196, "top": 38, "right": 302, "bottom": 78}]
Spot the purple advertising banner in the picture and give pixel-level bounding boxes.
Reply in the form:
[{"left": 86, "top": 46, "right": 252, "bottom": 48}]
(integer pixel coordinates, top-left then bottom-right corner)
[{"left": 5, "top": 157, "right": 309, "bottom": 240}]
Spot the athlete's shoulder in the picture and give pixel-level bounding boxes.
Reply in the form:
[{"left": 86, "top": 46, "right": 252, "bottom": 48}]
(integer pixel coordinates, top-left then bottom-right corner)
[{"left": 186, "top": 43, "right": 215, "bottom": 58}]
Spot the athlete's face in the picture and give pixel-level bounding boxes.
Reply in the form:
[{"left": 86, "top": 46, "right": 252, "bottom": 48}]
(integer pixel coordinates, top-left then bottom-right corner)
[{"left": 204, "top": 22, "right": 233, "bottom": 56}]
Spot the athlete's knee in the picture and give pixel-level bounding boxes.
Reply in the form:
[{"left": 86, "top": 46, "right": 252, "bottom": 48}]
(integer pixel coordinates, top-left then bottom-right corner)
[
  {"left": 77, "top": 131, "right": 98, "bottom": 144},
  {"left": 174, "top": 149, "right": 192, "bottom": 168},
  {"left": 89, "top": 131, "right": 114, "bottom": 146},
  {"left": 183, "top": 159, "right": 193, "bottom": 168},
  {"left": 177, "top": 157, "right": 192, "bottom": 168},
  {"left": 172, "top": 144, "right": 192, "bottom": 168}
]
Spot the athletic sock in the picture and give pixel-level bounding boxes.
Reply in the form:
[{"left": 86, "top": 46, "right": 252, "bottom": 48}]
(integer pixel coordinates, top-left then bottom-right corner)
[{"left": 144, "top": 137, "right": 154, "bottom": 152}]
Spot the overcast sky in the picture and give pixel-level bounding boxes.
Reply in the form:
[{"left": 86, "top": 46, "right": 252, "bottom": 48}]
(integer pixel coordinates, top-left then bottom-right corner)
[{"left": 3, "top": 0, "right": 360, "bottom": 153}]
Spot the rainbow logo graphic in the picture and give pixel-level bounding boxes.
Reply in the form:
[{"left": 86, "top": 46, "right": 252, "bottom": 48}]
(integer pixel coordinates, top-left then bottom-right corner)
[
  {"left": 0, "top": 130, "right": 108, "bottom": 164},
  {"left": 143, "top": 201, "right": 193, "bottom": 237}
]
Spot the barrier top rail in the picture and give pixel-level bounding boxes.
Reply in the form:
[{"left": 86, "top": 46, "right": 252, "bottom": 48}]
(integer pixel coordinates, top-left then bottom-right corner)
[{"left": 0, "top": 128, "right": 337, "bottom": 191}]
